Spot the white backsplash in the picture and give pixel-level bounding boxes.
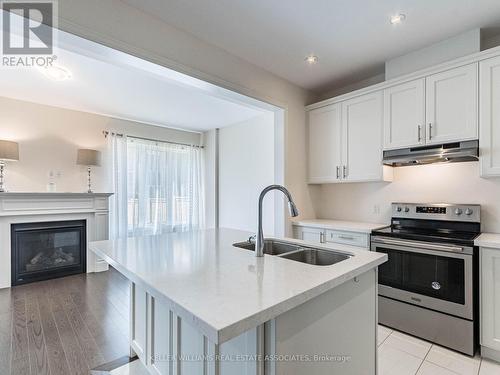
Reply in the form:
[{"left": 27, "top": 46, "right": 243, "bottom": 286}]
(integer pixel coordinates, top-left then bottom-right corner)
[{"left": 315, "top": 162, "right": 500, "bottom": 233}]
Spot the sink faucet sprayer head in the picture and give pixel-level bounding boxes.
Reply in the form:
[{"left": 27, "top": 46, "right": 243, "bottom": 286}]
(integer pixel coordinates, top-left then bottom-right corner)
[{"left": 288, "top": 200, "right": 299, "bottom": 217}]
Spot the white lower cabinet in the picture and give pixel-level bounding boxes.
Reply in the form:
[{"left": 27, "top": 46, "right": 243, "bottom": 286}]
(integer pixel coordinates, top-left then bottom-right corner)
[
  {"left": 480, "top": 248, "right": 500, "bottom": 360},
  {"left": 480, "top": 56, "right": 500, "bottom": 177},
  {"left": 326, "top": 229, "right": 370, "bottom": 248},
  {"left": 130, "top": 270, "right": 377, "bottom": 375},
  {"left": 293, "top": 226, "right": 325, "bottom": 244},
  {"left": 293, "top": 225, "right": 370, "bottom": 249}
]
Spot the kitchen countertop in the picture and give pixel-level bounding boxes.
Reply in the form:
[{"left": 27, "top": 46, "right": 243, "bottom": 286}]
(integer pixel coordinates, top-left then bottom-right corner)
[
  {"left": 89, "top": 228, "right": 387, "bottom": 345},
  {"left": 292, "top": 219, "right": 389, "bottom": 233},
  {"left": 475, "top": 233, "right": 500, "bottom": 248}
]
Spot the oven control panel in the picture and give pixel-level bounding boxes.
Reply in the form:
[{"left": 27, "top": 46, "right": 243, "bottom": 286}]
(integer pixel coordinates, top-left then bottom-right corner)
[
  {"left": 416, "top": 206, "right": 447, "bottom": 214},
  {"left": 392, "top": 203, "right": 480, "bottom": 222}
]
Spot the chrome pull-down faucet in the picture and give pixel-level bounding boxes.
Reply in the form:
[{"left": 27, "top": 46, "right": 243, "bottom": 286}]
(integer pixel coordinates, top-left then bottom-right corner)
[{"left": 255, "top": 185, "right": 299, "bottom": 257}]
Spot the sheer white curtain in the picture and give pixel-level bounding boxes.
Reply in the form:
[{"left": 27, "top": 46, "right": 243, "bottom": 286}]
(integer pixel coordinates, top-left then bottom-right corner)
[
  {"left": 125, "top": 137, "right": 205, "bottom": 236},
  {"left": 107, "top": 133, "right": 128, "bottom": 239}
]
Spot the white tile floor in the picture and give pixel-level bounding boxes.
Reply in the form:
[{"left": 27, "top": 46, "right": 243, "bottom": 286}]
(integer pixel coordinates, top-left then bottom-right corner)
[{"left": 378, "top": 325, "right": 500, "bottom": 375}]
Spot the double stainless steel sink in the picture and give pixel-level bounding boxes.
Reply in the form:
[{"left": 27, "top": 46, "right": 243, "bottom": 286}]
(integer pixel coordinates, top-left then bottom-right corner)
[{"left": 233, "top": 239, "right": 351, "bottom": 266}]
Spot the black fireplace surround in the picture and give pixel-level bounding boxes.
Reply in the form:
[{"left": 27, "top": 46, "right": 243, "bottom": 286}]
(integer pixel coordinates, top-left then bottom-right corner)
[{"left": 11, "top": 220, "right": 86, "bottom": 286}]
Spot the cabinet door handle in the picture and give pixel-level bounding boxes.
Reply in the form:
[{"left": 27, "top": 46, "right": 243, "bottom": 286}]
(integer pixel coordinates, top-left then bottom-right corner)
[
  {"left": 417, "top": 125, "right": 422, "bottom": 142},
  {"left": 343, "top": 165, "right": 347, "bottom": 178},
  {"left": 428, "top": 123, "right": 433, "bottom": 140},
  {"left": 320, "top": 232, "right": 325, "bottom": 243},
  {"left": 336, "top": 166, "right": 340, "bottom": 179}
]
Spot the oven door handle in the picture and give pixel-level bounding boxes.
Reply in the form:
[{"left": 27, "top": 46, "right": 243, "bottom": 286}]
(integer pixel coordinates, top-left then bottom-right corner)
[{"left": 371, "top": 237, "right": 465, "bottom": 253}]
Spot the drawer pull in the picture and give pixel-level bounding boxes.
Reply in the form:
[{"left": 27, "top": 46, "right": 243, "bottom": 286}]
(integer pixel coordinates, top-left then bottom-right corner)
[{"left": 338, "top": 235, "right": 355, "bottom": 240}]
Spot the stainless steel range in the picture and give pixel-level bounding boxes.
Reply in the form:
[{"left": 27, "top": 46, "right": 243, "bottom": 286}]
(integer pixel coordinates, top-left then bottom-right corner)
[{"left": 371, "top": 203, "right": 481, "bottom": 356}]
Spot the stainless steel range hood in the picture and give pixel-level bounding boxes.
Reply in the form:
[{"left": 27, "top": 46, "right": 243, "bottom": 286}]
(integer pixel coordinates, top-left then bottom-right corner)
[{"left": 382, "top": 140, "right": 479, "bottom": 167}]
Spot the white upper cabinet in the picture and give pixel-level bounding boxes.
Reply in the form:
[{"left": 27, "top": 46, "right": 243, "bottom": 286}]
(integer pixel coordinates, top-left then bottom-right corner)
[
  {"left": 308, "top": 104, "right": 342, "bottom": 183},
  {"left": 307, "top": 54, "right": 485, "bottom": 183},
  {"left": 342, "top": 91, "right": 387, "bottom": 182},
  {"left": 382, "top": 63, "right": 478, "bottom": 150},
  {"left": 480, "top": 56, "right": 500, "bottom": 177},
  {"left": 383, "top": 79, "right": 425, "bottom": 149},
  {"left": 307, "top": 91, "right": 392, "bottom": 184},
  {"left": 425, "top": 63, "right": 478, "bottom": 145}
]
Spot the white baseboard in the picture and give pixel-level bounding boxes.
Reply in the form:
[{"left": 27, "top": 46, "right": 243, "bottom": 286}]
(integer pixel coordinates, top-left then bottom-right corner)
[
  {"left": 94, "top": 260, "right": 109, "bottom": 273},
  {"left": 482, "top": 346, "right": 500, "bottom": 363}
]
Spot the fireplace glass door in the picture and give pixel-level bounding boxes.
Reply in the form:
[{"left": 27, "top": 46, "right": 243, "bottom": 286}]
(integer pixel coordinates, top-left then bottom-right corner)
[{"left": 11, "top": 220, "right": 86, "bottom": 285}]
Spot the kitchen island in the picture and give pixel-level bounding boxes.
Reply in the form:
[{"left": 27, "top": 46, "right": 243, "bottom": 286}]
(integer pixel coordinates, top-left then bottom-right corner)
[{"left": 89, "top": 228, "right": 386, "bottom": 375}]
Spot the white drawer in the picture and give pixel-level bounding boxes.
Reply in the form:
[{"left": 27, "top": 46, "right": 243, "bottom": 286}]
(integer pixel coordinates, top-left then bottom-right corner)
[
  {"left": 293, "top": 226, "right": 325, "bottom": 244},
  {"left": 325, "top": 229, "right": 369, "bottom": 248}
]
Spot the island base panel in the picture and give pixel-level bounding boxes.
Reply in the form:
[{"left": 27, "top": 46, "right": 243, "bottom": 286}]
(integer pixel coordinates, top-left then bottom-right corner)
[
  {"left": 130, "top": 282, "right": 261, "bottom": 375},
  {"left": 130, "top": 268, "right": 377, "bottom": 375},
  {"left": 269, "top": 269, "right": 377, "bottom": 375}
]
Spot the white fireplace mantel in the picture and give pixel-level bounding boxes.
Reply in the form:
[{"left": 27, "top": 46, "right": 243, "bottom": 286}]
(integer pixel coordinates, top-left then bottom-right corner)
[{"left": 0, "top": 192, "right": 113, "bottom": 288}]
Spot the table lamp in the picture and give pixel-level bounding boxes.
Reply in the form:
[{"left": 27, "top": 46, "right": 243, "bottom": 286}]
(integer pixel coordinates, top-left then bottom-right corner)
[
  {"left": 77, "top": 148, "right": 101, "bottom": 193},
  {"left": 0, "top": 140, "right": 19, "bottom": 193}
]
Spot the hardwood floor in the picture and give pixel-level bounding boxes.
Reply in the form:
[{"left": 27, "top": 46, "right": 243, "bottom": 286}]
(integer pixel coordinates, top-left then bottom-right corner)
[{"left": 0, "top": 268, "right": 130, "bottom": 375}]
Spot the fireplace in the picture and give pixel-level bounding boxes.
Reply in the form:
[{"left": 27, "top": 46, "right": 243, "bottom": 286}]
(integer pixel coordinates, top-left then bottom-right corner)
[{"left": 11, "top": 220, "right": 87, "bottom": 286}]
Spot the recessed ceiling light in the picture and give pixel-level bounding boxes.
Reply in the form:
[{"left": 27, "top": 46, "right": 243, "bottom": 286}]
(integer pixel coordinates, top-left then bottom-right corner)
[
  {"left": 390, "top": 13, "right": 406, "bottom": 25},
  {"left": 41, "top": 65, "right": 72, "bottom": 81},
  {"left": 305, "top": 55, "right": 318, "bottom": 64}
]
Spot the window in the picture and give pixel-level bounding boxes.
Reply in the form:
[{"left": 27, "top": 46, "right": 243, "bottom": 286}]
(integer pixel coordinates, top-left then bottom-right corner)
[{"left": 126, "top": 137, "right": 204, "bottom": 235}]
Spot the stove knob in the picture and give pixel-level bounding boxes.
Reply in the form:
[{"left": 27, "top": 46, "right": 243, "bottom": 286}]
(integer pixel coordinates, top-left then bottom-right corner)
[
  {"left": 465, "top": 208, "right": 473, "bottom": 216},
  {"left": 455, "top": 208, "right": 463, "bottom": 216},
  {"left": 404, "top": 206, "right": 410, "bottom": 213},
  {"left": 396, "top": 206, "right": 402, "bottom": 212}
]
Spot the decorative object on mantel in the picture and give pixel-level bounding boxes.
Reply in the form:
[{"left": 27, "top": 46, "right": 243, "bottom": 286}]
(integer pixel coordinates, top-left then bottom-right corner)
[
  {"left": 46, "top": 181, "right": 57, "bottom": 192},
  {"left": 46, "top": 170, "right": 57, "bottom": 192},
  {"left": 76, "top": 148, "right": 101, "bottom": 193},
  {"left": 0, "top": 139, "right": 19, "bottom": 193}
]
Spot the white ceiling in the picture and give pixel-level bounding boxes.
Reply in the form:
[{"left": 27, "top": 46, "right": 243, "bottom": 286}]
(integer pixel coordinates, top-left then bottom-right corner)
[
  {"left": 0, "top": 27, "right": 267, "bottom": 132},
  {"left": 123, "top": 0, "right": 500, "bottom": 92}
]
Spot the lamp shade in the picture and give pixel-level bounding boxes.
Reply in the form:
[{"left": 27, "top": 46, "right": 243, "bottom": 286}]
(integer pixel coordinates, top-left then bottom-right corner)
[
  {"left": 76, "top": 149, "right": 101, "bottom": 166},
  {"left": 0, "top": 140, "right": 19, "bottom": 161}
]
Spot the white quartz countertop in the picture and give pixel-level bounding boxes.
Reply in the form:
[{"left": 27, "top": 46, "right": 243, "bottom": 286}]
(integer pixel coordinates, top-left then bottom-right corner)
[
  {"left": 475, "top": 233, "right": 500, "bottom": 248},
  {"left": 292, "top": 219, "right": 388, "bottom": 233},
  {"left": 89, "top": 228, "right": 386, "bottom": 345}
]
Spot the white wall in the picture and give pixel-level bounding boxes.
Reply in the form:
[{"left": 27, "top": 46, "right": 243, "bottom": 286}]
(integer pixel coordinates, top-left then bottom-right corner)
[
  {"left": 57, "top": 0, "right": 318, "bottom": 235},
  {"left": 314, "top": 162, "right": 500, "bottom": 233},
  {"left": 0, "top": 96, "right": 201, "bottom": 193},
  {"left": 203, "top": 129, "right": 217, "bottom": 229},
  {"left": 218, "top": 113, "right": 275, "bottom": 234}
]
